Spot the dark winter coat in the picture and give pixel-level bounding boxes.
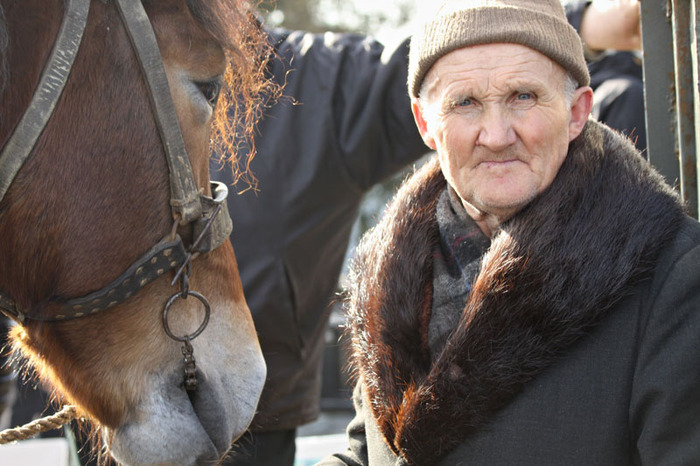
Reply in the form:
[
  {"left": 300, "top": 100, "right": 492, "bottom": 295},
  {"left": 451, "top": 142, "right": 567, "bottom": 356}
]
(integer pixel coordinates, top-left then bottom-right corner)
[
  {"left": 210, "top": 28, "right": 427, "bottom": 431},
  {"left": 321, "top": 120, "right": 700, "bottom": 465}
]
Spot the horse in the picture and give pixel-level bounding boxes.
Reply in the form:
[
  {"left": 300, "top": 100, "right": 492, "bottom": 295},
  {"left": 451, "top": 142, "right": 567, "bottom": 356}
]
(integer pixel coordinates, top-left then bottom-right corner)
[{"left": 0, "top": 0, "right": 271, "bottom": 464}]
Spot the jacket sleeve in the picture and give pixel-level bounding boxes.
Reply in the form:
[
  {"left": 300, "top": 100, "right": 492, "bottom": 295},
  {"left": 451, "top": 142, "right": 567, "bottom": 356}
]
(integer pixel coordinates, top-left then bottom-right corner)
[
  {"left": 318, "top": 383, "right": 370, "bottom": 466},
  {"left": 631, "top": 227, "right": 700, "bottom": 464},
  {"left": 328, "top": 35, "right": 429, "bottom": 190},
  {"left": 268, "top": 28, "right": 429, "bottom": 192}
]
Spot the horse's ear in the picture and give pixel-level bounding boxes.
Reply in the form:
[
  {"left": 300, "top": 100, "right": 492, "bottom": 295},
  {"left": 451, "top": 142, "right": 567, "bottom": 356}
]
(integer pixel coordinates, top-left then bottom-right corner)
[{"left": 411, "top": 98, "right": 436, "bottom": 150}]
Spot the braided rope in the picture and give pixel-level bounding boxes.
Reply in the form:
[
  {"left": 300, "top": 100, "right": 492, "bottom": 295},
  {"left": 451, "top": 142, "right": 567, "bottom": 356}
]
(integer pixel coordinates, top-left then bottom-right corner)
[{"left": 0, "top": 405, "right": 77, "bottom": 444}]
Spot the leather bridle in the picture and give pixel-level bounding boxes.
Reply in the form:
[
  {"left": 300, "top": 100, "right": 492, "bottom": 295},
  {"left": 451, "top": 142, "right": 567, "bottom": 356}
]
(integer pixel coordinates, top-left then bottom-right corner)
[{"left": 0, "top": 0, "right": 233, "bottom": 387}]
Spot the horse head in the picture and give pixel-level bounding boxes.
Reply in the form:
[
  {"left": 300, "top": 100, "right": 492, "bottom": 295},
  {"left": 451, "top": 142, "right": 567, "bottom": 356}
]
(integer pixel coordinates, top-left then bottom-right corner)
[{"left": 0, "top": 0, "right": 270, "bottom": 463}]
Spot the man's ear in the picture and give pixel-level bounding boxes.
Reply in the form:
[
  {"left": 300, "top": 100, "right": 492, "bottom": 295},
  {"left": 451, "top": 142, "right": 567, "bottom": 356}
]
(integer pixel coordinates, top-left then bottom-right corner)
[
  {"left": 568, "top": 86, "right": 594, "bottom": 142},
  {"left": 411, "top": 98, "right": 437, "bottom": 150}
]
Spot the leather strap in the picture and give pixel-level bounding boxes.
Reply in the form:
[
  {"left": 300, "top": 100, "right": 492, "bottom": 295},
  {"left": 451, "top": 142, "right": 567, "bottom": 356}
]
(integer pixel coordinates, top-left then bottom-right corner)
[
  {"left": 0, "top": 0, "right": 90, "bottom": 203},
  {"left": 0, "top": 181, "right": 232, "bottom": 323},
  {"left": 115, "top": 0, "right": 202, "bottom": 225},
  {"left": 0, "top": 293, "right": 17, "bottom": 323},
  {"left": 41, "top": 238, "right": 187, "bottom": 322}
]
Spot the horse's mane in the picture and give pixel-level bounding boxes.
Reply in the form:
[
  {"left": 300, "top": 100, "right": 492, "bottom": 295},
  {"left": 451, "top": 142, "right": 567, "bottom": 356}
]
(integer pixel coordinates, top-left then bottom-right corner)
[
  {"left": 185, "top": 0, "right": 280, "bottom": 191},
  {"left": 0, "top": 4, "right": 8, "bottom": 94}
]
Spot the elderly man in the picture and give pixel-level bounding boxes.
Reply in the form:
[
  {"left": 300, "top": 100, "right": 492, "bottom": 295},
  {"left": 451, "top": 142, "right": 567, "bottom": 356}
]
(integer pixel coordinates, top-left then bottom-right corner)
[{"left": 321, "top": 0, "right": 700, "bottom": 464}]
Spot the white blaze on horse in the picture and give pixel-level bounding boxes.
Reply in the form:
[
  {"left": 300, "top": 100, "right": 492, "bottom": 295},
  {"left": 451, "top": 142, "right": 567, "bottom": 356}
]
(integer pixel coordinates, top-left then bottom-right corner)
[{"left": 0, "top": 0, "right": 270, "bottom": 464}]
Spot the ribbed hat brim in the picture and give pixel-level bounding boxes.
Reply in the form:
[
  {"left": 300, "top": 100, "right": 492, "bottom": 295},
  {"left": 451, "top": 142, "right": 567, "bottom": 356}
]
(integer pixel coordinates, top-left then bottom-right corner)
[{"left": 408, "top": 3, "right": 590, "bottom": 97}]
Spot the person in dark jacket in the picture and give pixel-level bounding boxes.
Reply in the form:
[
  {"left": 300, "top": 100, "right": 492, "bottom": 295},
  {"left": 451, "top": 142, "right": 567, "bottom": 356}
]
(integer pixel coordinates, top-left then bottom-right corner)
[
  {"left": 566, "top": 0, "right": 646, "bottom": 152},
  {"left": 321, "top": 0, "right": 700, "bottom": 464},
  {"left": 212, "top": 27, "right": 429, "bottom": 465}
]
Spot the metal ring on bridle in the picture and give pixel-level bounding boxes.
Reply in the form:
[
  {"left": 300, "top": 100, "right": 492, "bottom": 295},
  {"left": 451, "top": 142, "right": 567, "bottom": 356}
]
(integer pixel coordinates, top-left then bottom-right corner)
[{"left": 162, "top": 291, "right": 211, "bottom": 342}]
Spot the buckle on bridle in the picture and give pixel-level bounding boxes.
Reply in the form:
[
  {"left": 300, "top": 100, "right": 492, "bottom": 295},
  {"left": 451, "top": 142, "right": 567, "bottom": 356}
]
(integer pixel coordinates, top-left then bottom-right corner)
[{"left": 162, "top": 181, "right": 231, "bottom": 392}]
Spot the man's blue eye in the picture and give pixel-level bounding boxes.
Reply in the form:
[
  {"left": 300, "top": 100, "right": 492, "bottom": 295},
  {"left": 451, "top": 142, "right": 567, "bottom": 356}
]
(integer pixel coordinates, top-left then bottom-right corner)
[
  {"left": 517, "top": 93, "right": 532, "bottom": 100},
  {"left": 458, "top": 98, "right": 472, "bottom": 106}
]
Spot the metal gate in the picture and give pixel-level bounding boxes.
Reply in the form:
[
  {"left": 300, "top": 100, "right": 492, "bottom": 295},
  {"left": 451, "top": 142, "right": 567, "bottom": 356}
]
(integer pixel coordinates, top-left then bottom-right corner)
[{"left": 641, "top": 0, "right": 700, "bottom": 220}]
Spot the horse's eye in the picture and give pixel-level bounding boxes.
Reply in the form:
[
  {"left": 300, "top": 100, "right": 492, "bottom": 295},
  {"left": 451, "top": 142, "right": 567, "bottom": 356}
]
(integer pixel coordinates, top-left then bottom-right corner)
[{"left": 195, "top": 79, "right": 222, "bottom": 107}]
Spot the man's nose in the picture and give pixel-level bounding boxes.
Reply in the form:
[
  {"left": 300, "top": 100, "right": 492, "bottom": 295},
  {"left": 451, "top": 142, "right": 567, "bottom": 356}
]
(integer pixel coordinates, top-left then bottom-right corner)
[{"left": 475, "top": 106, "right": 516, "bottom": 151}]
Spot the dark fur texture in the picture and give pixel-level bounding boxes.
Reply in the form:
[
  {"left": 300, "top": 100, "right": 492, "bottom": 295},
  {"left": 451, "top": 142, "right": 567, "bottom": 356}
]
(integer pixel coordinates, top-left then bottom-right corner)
[{"left": 346, "top": 120, "right": 686, "bottom": 465}]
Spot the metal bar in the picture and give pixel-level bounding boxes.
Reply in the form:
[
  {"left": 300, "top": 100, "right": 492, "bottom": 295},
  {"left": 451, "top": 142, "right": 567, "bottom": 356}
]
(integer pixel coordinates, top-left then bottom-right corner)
[
  {"left": 671, "top": 0, "right": 698, "bottom": 216},
  {"left": 641, "top": 0, "right": 679, "bottom": 185},
  {"left": 692, "top": 0, "right": 700, "bottom": 219}
]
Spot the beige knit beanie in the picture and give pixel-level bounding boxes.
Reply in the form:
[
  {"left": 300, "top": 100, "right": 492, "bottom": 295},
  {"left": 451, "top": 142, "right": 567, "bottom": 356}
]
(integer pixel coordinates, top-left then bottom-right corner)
[{"left": 408, "top": 0, "right": 590, "bottom": 98}]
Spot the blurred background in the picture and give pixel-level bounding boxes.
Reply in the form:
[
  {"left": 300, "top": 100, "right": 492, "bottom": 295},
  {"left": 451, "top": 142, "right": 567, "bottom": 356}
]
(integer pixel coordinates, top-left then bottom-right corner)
[{"left": 259, "top": 0, "right": 427, "bottom": 43}]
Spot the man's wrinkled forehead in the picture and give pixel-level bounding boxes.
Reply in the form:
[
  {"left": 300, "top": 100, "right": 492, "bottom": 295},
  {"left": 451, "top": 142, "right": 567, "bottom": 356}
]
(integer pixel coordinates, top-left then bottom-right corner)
[{"left": 420, "top": 43, "right": 562, "bottom": 99}]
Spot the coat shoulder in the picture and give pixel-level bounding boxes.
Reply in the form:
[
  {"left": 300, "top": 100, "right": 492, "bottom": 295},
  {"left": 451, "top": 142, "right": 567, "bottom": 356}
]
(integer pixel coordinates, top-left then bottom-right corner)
[{"left": 652, "top": 215, "right": 700, "bottom": 282}]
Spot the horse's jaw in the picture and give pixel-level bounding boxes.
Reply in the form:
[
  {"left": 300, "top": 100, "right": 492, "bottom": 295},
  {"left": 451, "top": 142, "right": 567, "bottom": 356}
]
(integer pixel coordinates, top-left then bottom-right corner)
[
  {"left": 108, "top": 299, "right": 266, "bottom": 466},
  {"left": 109, "top": 366, "right": 265, "bottom": 465}
]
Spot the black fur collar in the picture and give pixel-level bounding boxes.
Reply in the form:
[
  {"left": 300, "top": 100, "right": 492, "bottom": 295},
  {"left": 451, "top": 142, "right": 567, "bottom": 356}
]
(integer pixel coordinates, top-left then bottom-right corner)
[{"left": 345, "top": 121, "right": 685, "bottom": 465}]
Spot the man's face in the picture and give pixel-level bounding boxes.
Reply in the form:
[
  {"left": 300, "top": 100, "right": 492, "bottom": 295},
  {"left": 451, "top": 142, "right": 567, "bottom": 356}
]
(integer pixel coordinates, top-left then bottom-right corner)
[{"left": 413, "top": 43, "right": 591, "bottom": 223}]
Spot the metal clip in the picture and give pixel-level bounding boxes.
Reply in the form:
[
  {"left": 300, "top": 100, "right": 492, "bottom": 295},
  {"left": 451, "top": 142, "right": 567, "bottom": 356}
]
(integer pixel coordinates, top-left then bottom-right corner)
[{"left": 162, "top": 290, "right": 211, "bottom": 392}]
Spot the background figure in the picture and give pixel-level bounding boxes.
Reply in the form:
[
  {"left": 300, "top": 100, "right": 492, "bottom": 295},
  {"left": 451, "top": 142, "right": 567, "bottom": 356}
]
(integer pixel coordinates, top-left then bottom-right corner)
[
  {"left": 588, "top": 52, "right": 645, "bottom": 151},
  {"left": 212, "top": 26, "right": 428, "bottom": 465},
  {"left": 566, "top": 0, "right": 646, "bottom": 152}
]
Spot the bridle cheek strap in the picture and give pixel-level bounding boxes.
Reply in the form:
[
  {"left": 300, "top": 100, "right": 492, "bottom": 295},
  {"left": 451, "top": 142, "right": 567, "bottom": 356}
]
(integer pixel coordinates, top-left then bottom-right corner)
[{"left": 116, "top": 0, "right": 203, "bottom": 225}]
